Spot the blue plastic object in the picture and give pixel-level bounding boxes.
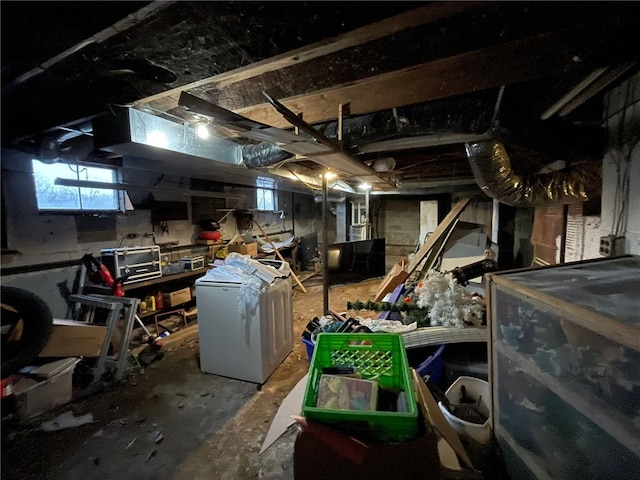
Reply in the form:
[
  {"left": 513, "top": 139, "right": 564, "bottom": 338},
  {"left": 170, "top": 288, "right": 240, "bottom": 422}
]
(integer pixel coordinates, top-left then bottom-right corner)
[
  {"left": 414, "top": 344, "right": 446, "bottom": 388},
  {"left": 302, "top": 336, "right": 315, "bottom": 363},
  {"left": 377, "top": 284, "right": 405, "bottom": 321}
]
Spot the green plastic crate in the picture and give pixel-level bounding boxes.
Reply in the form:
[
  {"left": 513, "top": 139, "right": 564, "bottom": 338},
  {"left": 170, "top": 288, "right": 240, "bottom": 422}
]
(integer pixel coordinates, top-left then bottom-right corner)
[{"left": 302, "top": 333, "right": 418, "bottom": 442}]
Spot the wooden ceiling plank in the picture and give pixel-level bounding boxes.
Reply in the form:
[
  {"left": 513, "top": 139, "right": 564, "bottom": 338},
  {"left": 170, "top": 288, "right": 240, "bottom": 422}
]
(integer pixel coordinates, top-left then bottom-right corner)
[
  {"left": 214, "top": 2, "right": 486, "bottom": 89},
  {"left": 235, "top": 28, "right": 599, "bottom": 128},
  {"left": 540, "top": 68, "right": 608, "bottom": 120},
  {"left": 558, "top": 62, "right": 638, "bottom": 117},
  {"left": 135, "top": 2, "right": 485, "bottom": 108},
  {"left": 359, "top": 133, "right": 493, "bottom": 154}
]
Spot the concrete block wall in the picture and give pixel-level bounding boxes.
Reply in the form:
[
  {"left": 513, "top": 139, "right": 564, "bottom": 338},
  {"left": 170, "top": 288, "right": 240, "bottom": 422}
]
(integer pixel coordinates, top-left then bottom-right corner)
[
  {"left": 459, "top": 200, "right": 492, "bottom": 230},
  {"left": 0, "top": 150, "right": 318, "bottom": 270},
  {"left": 1, "top": 153, "right": 198, "bottom": 267},
  {"left": 372, "top": 196, "right": 495, "bottom": 269},
  {"left": 555, "top": 71, "right": 640, "bottom": 262},
  {"left": 375, "top": 198, "right": 421, "bottom": 267}
]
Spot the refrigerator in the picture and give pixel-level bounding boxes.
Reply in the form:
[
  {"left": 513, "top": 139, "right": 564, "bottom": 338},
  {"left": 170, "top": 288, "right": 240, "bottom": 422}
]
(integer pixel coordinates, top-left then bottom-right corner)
[{"left": 195, "top": 258, "right": 293, "bottom": 384}]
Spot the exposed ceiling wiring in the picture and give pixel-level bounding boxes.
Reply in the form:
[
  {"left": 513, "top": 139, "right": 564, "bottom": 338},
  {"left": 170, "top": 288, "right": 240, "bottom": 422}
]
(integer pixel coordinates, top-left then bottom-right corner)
[{"left": 283, "top": 166, "right": 323, "bottom": 191}]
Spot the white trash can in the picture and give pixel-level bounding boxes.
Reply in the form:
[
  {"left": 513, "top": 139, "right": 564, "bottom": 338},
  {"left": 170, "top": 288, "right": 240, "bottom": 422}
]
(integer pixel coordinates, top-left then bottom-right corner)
[{"left": 438, "top": 375, "right": 492, "bottom": 444}]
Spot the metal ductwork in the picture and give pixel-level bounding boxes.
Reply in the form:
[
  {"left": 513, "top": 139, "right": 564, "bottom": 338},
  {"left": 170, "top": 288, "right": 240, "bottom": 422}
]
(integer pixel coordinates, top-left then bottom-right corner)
[
  {"left": 94, "top": 107, "right": 296, "bottom": 170},
  {"left": 90, "top": 106, "right": 317, "bottom": 193},
  {"left": 37, "top": 121, "right": 94, "bottom": 164},
  {"left": 313, "top": 191, "right": 347, "bottom": 203},
  {"left": 466, "top": 140, "right": 601, "bottom": 206},
  {"left": 93, "top": 107, "right": 243, "bottom": 166},
  {"left": 38, "top": 132, "right": 97, "bottom": 165},
  {"left": 241, "top": 142, "right": 293, "bottom": 168},
  {"left": 313, "top": 90, "right": 497, "bottom": 152}
]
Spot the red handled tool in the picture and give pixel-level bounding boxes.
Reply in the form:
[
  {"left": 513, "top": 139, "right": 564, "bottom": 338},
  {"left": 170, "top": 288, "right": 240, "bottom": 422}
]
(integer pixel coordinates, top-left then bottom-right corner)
[{"left": 81, "top": 253, "right": 129, "bottom": 297}]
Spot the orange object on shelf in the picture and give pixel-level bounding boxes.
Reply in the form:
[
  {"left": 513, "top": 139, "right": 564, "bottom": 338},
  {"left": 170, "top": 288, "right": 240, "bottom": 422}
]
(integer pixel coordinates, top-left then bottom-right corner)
[
  {"left": 199, "top": 230, "right": 221, "bottom": 241},
  {"left": 155, "top": 290, "right": 164, "bottom": 310}
]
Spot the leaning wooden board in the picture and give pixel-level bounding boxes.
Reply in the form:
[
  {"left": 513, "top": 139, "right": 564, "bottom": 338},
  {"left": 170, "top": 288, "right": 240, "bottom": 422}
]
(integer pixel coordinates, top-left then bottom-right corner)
[
  {"left": 374, "top": 198, "right": 469, "bottom": 301},
  {"left": 373, "top": 258, "right": 409, "bottom": 302},
  {"left": 405, "top": 197, "right": 470, "bottom": 275},
  {"left": 412, "top": 369, "right": 475, "bottom": 471}
]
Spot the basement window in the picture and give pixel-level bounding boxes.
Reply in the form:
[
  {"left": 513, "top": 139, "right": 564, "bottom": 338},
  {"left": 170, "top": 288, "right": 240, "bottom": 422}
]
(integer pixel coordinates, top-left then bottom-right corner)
[
  {"left": 31, "top": 160, "right": 123, "bottom": 212},
  {"left": 256, "top": 177, "right": 277, "bottom": 212}
]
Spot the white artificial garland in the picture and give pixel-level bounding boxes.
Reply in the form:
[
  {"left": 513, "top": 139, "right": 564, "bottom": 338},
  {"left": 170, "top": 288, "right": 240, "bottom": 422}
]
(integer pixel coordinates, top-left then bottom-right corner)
[{"left": 414, "top": 270, "right": 485, "bottom": 328}]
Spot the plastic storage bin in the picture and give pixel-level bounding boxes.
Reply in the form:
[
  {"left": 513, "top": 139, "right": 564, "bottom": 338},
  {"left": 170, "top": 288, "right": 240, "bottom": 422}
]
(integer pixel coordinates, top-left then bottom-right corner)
[
  {"left": 442, "top": 342, "right": 488, "bottom": 385},
  {"left": 302, "top": 333, "right": 418, "bottom": 442},
  {"left": 13, "top": 358, "right": 81, "bottom": 419},
  {"left": 488, "top": 256, "right": 640, "bottom": 479},
  {"left": 438, "top": 375, "right": 491, "bottom": 444},
  {"left": 302, "top": 336, "right": 315, "bottom": 363},
  {"left": 412, "top": 344, "right": 446, "bottom": 388}
]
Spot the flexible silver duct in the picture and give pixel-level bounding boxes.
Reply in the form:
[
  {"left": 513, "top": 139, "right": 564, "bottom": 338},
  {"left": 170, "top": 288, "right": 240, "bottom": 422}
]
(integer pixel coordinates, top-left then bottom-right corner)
[
  {"left": 241, "top": 142, "right": 293, "bottom": 168},
  {"left": 38, "top": 133, "right": 96, "bottom": 164},
  {"left": 466, "top": 140, "right": 601, "bottom": 206}
]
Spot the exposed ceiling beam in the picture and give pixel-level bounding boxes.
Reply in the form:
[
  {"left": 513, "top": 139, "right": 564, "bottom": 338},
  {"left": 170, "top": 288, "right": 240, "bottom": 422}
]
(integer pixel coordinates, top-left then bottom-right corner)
[
  {"left": 135, "top": 2, "right": 485, "bottom": 111},
  {"left": 558, "top": 62, "right": 638, "bottom": 117},
  {"left": 2, "top": 1, "right": 175, "bottom": 94},
  {"left": 541, "top": 68, "right": 608, "bottom": 120},
  {"left": 358, "top": 133, "right": 493, "bottom": 154},
  {"left": 234, "top": 26, "right": 612, "bottom": 128}
]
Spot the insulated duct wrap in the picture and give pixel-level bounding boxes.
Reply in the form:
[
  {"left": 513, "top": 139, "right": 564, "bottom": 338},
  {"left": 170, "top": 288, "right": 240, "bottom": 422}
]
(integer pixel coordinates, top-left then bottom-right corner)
[
  {"left": 242, "top": 142, "right": 293, "bottom": 168},
  {"left": 466, "top": 140, "right": 601, "bottom": 206}
]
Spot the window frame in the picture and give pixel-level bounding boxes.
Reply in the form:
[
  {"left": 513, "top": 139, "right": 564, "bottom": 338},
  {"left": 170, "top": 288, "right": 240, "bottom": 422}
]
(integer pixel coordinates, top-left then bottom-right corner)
[
  {"left": 255, "top": 177, "right": 278, "bottom": 212},
  {"left": 31, "top": 159, "right": 125, "bottom": 214}
]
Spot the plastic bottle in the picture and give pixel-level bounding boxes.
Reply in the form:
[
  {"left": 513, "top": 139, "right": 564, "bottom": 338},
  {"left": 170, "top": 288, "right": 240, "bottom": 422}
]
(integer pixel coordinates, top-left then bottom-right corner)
[
  {"left": 144, "top": 295, "right": 156, "bottom": 312},
  {"left": 155, "top": 290, "right": 164, "bottom": 310}
]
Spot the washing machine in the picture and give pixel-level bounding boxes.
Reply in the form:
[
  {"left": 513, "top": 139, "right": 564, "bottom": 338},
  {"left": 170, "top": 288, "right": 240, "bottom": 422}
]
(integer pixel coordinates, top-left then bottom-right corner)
[{"left": 195, "top": 258, "right": 293, "bottom": 384}]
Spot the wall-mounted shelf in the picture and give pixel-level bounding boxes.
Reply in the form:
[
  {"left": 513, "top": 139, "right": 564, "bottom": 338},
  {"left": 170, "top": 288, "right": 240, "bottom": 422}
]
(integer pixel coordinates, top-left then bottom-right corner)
[
  {"left": 83, "top": 269, "right": 207, "bottom": 294},
  {"left": 121, "top": 269, "right": 207, "bottom": 291}
]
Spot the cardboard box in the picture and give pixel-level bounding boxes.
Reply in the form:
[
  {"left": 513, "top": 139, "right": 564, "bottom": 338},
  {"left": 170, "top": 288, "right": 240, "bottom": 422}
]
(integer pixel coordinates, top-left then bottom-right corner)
[
  {"left": 13, "top": 358, "right": 80, "bottom": 419},
  {"left": 163, "top": 287, "right": 192, "bottom": 307},
  {"left": 196, "top": 238, "right": 224, "bottom": 245},
  {"left": 228, "top": 242, "right": 259, "bottom": 258},
  {"left": 39, "top": 319, "right": 107, "bottom": 358}
]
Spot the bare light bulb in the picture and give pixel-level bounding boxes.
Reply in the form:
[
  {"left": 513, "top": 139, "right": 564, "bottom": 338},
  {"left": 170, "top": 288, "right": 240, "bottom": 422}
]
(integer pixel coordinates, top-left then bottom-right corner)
[
  {"left": 147, "top": 130, "right": 168, "bottom": 148},
  {"left": 196, "top": 124, "right": 210, "bottom": 139}
]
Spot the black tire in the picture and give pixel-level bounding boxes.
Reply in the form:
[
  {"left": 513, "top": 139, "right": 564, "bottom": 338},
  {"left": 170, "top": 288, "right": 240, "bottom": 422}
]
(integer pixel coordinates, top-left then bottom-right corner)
[{"left": 1, "top": 286, "right": 53, "bottom": 376}]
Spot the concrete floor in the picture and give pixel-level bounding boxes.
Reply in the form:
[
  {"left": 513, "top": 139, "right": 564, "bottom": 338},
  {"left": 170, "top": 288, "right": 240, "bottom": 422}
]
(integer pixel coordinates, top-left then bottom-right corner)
[{"left": 1, "top": 277, "right": 382, "bottom": 480}]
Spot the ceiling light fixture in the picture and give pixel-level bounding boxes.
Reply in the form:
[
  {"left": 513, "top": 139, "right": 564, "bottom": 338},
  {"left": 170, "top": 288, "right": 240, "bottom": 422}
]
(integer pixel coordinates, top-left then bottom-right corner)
[
  {"left": 196, "top": 123, "right": 210, "bottom": 139},
  {"left": 146, "top": 129, "right": 168, "bottom": 148},
  {"left": 372, "top": 157, "right": 396, "bottom": 172},
  {"left": 358, "top": 182, "right": 372, "bottom": 191}
]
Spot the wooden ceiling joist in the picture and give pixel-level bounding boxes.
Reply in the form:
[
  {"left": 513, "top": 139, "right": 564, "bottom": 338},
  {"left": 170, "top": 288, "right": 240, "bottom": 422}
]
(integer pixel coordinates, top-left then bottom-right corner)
[
  {"left": 235, "top": 27, "right": 605, "bottom": 128},
  {"left": 135, "top": 2, "right": 485, "bottom": 113}
]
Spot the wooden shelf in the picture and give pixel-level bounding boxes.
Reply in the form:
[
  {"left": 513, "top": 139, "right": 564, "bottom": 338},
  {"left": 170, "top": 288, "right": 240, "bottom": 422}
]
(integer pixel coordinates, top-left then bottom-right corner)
[
  {"left": 496, "top": 427, "right": 553, "bottom": 480},
  {"left": 496, "top": 343, "right": 640, "bottom": 457},
  {"left": 137, "top": 303, "right": 195, "bottom": 319},
  {"left": 122, "top": 269, "right": 207, "bottom": 291}
]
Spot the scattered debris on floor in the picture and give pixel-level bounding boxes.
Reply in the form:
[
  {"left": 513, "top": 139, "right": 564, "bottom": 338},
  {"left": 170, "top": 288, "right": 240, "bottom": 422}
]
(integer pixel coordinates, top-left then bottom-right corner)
[{"left": 41, "top": 410, "right": 95, "bottom": 432}]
